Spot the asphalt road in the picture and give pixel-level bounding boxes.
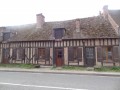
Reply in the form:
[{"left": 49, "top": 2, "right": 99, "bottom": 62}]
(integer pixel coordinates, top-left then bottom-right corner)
[{"left": 0, "top": 72, "right": 119, "bottom": 90}]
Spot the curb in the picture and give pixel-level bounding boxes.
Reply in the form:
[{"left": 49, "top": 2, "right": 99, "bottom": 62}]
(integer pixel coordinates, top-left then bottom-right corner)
[{"left": 0, "top": 69, "right": 120, "bottom": 77}]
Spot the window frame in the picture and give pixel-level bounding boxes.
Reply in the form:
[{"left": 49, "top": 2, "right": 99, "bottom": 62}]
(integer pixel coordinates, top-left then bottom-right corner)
[
  {"left": 53, "top": 28, "right": 65, "bottom": 39},
  {"left": 35, "top": 48, "right": 50, "bottom": 61},
  {"left": 101, "top": 46, "right": 113, "bottom": 62},
  {"left": 12, "top": 48, "right": 25, "bottom": 60},
  {"left": 68, "top": 47, "right": 82, "bottom": 62},
  {"left": 3, "top": 32, "right": 10, "bottom": 41},
  {"left": 38, "top": 48, "right": 45, "bottom": 59}
]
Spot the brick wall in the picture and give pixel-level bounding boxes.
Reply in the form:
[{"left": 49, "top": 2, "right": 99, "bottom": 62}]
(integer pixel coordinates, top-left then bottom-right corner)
[{"left": 36, "top": 13, "right": 45, "bottom": 28}]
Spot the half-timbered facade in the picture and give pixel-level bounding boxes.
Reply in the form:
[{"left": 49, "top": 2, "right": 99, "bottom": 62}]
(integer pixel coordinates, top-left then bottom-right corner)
[{"left": 0, "top": 6, "right": 120, "bottom": 67}]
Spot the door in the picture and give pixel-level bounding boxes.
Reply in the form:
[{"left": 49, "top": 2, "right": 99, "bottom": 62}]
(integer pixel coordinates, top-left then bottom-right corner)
[
  {"left": 55, "top": 48, "right": 64, "bottom": 66},
  {"left": 85, "top": 47, "right": 95, "bottom": 67},
  {"left": 2, "top": 48, "right": 10, "bottom": 64}
]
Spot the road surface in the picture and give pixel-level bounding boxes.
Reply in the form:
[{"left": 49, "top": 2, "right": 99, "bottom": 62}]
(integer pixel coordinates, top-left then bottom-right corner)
[{"left": 0, "top": 71, "right": 119, "bottom": 90}]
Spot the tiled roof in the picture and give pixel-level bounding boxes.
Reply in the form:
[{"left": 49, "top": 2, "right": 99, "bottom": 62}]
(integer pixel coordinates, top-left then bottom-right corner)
[
  {"left": 0, "top": 16, "right": 117, "bottom": 41},
  {"left": 109, "top": 10, "right": 120, "bottom": 26},
  {"left": 79, "top": 16, "right": 115, "bottom": 38}
]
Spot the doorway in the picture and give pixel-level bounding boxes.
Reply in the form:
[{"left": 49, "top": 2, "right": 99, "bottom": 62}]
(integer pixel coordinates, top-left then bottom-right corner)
[
  {"left": 2, "top": 48, "right": 10, "bottom": 64},
  {"left": 85, "top": 47, "right": 95, "bottom": 67},
  {"left": 55, "top": 48, "right": 64, "bottom": 66}
]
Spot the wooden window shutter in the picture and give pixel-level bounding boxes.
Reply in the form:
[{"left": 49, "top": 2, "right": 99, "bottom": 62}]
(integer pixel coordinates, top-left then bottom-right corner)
[
  {"left": 45, "top": 48, "right": 50, "bottom": 61},
  {"left": 68, "top": 47, "right": 74, "bottom": 61},
  {"left": 35, "top": 48, "right": 39, "bottom": 60},
  {"left": 77, "top": 47, "right": 82, "bottom": 62},
  {"left": 113, "top": 46, "right": 119, "bottom": 62},
  {"left": 97, "top": 47, "right": 103, "bottom": 62},
  {"left": 12, "top": 48, "right": 17, "bottom": 60}
]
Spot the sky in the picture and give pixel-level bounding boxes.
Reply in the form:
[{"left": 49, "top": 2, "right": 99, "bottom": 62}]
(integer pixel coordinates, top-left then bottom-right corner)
[{"left": 0, "top": 0, "right": 120, "bottom": 26}]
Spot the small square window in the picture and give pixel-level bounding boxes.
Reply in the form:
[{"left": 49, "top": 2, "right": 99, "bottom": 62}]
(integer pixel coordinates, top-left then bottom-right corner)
[
  {"left": 54, "top": 28, "right": 65, "bottom": 39},
  {"left": 3, "top": 32, "right": 10, "bottom": 41}
]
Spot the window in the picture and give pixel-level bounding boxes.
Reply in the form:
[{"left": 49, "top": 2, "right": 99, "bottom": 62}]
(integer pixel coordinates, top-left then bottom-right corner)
[
  {"left": 12, "top": 48, "right": 25, "bottom": 60},
  {"left": 39, "top": 48, "right": 45, "bottom": 59},
  {"left": 73, "top": 47, "right": 77, "bottom": 59},
  {"left": 57, "top": 50, "right": 62, "bottom": 58},
  {"left": 54, "top": 28, "right": 65, "bottom": 39},
  {"left": 85, "top": 48, "right": 94, "bottom": 59},
  {"left": 113, "top": 46, "right": 119, "bottom": 62},
  {"left": 108, "top": 47, "right": 112, "bottom": 61},
  {"left": 97, "top": 47, "right": 103, "bottom": 62},
  {"left": 102, "top": 47, "right": 112, "bottom": 62},
  {"left": 3, "top": 32, "right": 10, "bottom": 41},
  {"left": 68, "top": 47, "right": 82, "bottom": 62},
  {"left": 35, "top": 48, "right": 50, "bottom": 61}
]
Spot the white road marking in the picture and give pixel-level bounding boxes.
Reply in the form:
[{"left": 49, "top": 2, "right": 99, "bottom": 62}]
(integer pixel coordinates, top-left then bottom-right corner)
[{"left": 0, "top": 82, "right": 88, "bottom": 90}]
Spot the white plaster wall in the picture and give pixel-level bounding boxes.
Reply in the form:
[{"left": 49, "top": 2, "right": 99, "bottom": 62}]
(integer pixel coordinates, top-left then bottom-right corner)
[
  {"left": 50, "top": 48, "right": 53, "bottom": 65},
  {"left": 64, "top": 47, "right": 68, "bottom": 65},
  {"left": 0, "top": 49, "right": 2, "bottom": 63}
]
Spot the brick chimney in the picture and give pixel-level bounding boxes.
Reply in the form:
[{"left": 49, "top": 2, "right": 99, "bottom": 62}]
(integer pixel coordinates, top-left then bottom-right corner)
[
  {"left": 103, "top": 5, "right": 108, "bottom": 19},
  {"left": 75, "top": 19, "right": 80, "bottom": 32},
  {"left": 36, "top": 13, "right": 45, "bottom": 28},
  {"left": 73, "top": 19, "right": 81, "bottom": 38}
]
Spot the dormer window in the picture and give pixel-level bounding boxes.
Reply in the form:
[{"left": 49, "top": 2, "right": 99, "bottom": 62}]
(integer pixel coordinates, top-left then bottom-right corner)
[
  {"left": 3, "top": 32, "right": 10, "bottom": 41},
  {"left": 54, "top": 28, "right": 65, "bottom": 39}
]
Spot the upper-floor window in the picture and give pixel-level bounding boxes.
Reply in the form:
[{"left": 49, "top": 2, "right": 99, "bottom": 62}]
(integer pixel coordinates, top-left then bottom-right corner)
[
  {"left": 3, "top": 32, "right": 10, "bottom": 41},
  {"left": 54, "top": 28, "right": 65, "bottom": 39}
]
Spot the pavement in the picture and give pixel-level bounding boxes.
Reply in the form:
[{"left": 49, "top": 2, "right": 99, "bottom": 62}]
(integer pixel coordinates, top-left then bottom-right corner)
[{"left": 0, "top": 66, "right": 120, "bottom": 77}]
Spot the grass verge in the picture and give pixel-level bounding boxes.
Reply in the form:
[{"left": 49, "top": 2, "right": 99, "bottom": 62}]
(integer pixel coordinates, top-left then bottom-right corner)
[
  {"left": 52, "top": 66, "right": 120, "bottom": 72},
  {"left": 94, "top": 66, "right": 120, "bottom": 72},
  {"left": 62, "top": 66, "right": 86, "bottom": 70},
  {"left": 0, "top": 64, "right": 35, "bottom": 69},
  {"left": 51, "top": 66, "right": 86, "bottom": 71}
]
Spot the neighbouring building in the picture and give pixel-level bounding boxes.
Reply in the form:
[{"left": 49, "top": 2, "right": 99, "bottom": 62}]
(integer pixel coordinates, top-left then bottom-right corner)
[{"left": 0, "top": 6, "right": 120, "bottom": 67}]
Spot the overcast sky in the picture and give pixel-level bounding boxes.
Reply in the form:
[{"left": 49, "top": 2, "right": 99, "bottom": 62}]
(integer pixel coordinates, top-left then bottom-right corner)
[{"left": 0, "top": 0, "right": 120, "bottom": 26}]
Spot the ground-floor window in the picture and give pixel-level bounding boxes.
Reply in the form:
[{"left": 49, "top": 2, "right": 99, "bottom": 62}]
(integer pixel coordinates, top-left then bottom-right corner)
[
  {"left": 39, "top": 48, "right": 45, "bottom": 59},
  {"left": 68, "top": 47, "right": 82, "bottom": 62},
  {"left": 12, "top": 48, "right": 25, "bottom": 60},
  {"left": 35, "top": 48, "right": 50, "bottom": 61},
  {"left": 103, "top": 47, "right": 112, "bottom": 62},
  {"left": 97, "top": 46, "right": 119, "bottom": 62},
  {"left": 113, "top": 46, "right": 119, "bottom": 62}
]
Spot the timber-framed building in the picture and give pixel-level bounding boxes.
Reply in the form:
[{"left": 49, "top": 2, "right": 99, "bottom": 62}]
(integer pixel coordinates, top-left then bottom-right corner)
[{"left": 0, "top": 6, "right": 120, "bottom": 67}]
